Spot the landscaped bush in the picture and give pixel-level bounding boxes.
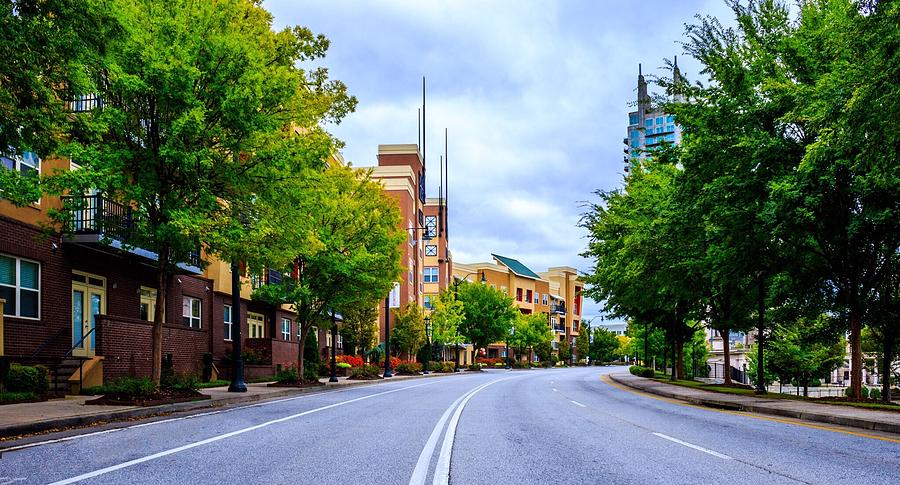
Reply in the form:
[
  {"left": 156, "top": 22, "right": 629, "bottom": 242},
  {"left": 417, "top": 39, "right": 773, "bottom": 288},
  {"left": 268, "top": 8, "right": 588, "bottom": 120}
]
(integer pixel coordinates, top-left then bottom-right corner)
[
  {"left": 869, "top": 387, "right": 882, "bottom": 400},
  {"left": 629, "top": 365, "right": 655, "bottom": 378},
  {"left": 846, "top": 386, "right": 871, "bottom": 398},
  {"left": 436, "top": 361, "right": 455, "bottom": 373},
  {"left": 467, "top": 364, "right": 482, "bottom": 371},
  {"left": 395, "top": 362, "right": 422, "bottom": 375},
  {"left": 88, "top": 377, "right": 156, "bottom": 397},
  {"left": 275, "top": 366, "right": 299, "bottom": 384},
  {"left": 303, "top": 364, "right": 319, "bottom": 381},
  {"left": 4, "top": 364, "right": 50, "bottom": 394},
  {"left": 629, "top": 365, "right": 643, "bottom": 376},
  {"left": 494, "top": 362, "right": 504, "bottom": 368},
  {"left": 336, "top": 355, "right": 365, "bottom": 368},
  {"left": 475, "top": 357, "right": 504, "bottom": 366},
  {"left": 641, "top": 367, "right": 655, "bottom": 378},
  {"left": 162, "top": 373, "right": 200, "bottom": 391},
  {"left": 349, "top": 364, "right": 381, "bottom": 379},
  {"left": 541, "top": 361, "right": 552, "bottom": 368},
  {"left": 0, "top": 390, "right": 35, "bottom": 402}
]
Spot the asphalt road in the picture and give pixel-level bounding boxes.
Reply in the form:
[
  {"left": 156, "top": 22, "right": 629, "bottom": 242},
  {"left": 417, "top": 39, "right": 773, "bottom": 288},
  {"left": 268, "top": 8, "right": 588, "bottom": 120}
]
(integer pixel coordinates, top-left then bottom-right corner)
[{"left": 1, "top": 366, "right": 897, "bottom": 484}]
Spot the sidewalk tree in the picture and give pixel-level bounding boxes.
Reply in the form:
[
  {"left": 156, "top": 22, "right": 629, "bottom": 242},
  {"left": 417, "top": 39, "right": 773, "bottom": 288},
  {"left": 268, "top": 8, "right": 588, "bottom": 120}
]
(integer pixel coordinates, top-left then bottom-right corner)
[
  {"left": 390, "top": 303, "right": 425, "bottom": 360},
  {"left": 589, "top": 327, "right": 618, "bottom": 364},
  {"left": 17, "top": 0, "right": 357, "bottom": 385},
  {"left": 558, "top": 340, "right": 572, "bottom": 363},
  {"left": 766, "top": 316, "right": 846, "bottom": 397},
  {"left": 430, "top": 289, "right": 466, "bottom": 353},
  {"left": 253, "top": 165, "right": 404, "bottom": 379},
  {"left": 575, "top": 327, "right": 590, "bottom": 362},
  {"left": 340, "top": 303, "right": 379, "bottom": 358},
  {"left": 510, "top": 312, "right": 552, "bottom": 363},
  {"left": 456, "top": 281, "right": 518, "bottom": 357}
]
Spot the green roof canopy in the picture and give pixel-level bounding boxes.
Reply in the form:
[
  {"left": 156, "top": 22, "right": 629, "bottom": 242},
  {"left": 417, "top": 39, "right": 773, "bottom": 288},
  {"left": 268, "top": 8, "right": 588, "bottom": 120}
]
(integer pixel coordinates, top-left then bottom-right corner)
[{"left": 491, "top": 253, "right": 542, "bottom": 280}]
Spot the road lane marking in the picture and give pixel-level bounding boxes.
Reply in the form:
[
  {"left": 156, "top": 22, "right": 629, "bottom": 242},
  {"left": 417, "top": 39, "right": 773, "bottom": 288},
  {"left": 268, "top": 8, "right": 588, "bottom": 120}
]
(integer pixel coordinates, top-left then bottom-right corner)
[
  {"left": 601, "top": 375, "right": 900, "bottom": 444},
  {"left": 570, "top": 400, "right": 586, "bottom": 408},
  {"left": 652, "top": 432, "right": 733, "bottom": 460},
  {"left": 552, "top": 388, "right": 558, "bottom": 392},
  {"left": 408, "top": 390, "right": 474, "bottom": 485},
  {"left": 48, "top": 381, "right": 438, "bottom": 485},
  {"left": 432, "top": 376, "right": 519, "bottom": 485}
]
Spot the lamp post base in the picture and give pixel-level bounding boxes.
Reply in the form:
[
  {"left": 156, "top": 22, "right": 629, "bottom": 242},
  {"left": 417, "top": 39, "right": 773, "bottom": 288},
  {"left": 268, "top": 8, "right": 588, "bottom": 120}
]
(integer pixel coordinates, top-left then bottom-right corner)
[{"left": 228, "top": 360, "right": 247, "bottom": 393}]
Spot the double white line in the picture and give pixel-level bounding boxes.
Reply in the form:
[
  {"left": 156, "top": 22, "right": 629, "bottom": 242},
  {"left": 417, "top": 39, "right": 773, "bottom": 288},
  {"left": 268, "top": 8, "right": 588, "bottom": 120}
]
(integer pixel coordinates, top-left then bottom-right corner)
[{"left": 409, "top": 376, "right": 518, "bottom": 485}]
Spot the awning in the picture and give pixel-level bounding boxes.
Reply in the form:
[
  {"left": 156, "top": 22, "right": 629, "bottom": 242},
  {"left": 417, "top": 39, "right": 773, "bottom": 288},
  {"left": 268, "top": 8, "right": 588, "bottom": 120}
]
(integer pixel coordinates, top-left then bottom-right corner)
[{"left": 550, "top": 294, "right": 564, "bottom": 300}]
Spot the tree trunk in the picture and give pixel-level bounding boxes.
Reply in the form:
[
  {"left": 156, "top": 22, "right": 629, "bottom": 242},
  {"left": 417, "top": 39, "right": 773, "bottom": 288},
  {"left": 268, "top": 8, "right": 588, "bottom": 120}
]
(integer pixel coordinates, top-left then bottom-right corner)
[
  {"left": 297, "top": 324, "right": 308, "bottom": 380},
  {"left": 721, "top": 327, "right": 732, "bottom": 385},
  {"left": 882, "top": 329, "right": 894, "bottom": 402},
  {"left": 756, "top": 277, "right": 767, "bottom": 394},
  {"left": 676, "top": 329, "right": 685, "bottom": 380},
  {"left": 151, "top": 247, "right": 170, "bottom": 386},
  {"left": 849, "top": 308, "right": 863, "bottom": 399}
]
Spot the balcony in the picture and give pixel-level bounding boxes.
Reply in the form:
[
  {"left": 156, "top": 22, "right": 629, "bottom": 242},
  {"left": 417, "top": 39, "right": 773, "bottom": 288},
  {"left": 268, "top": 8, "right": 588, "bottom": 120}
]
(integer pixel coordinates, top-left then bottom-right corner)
[
  {"left": 550, "top": 303, "right": 567, "bottom": 314},
  {"left": 65, "top": 94, "right": 103, "bottom": 113},
  {"left": 552, "top": 325, "right": 565, "bottom": 333},
  {"left": 62, "top": 194, "right": 201, "bottom": 272}
]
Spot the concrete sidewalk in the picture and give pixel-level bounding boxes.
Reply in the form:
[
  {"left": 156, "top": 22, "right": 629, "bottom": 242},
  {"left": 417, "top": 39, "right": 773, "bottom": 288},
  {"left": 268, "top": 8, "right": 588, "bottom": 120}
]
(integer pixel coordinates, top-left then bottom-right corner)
[
  {"left": 609, "top": 373, "right": 900, "bottom": 435},
  {"left": 0, "top": 372, "right": 461, "bottom": 439}
]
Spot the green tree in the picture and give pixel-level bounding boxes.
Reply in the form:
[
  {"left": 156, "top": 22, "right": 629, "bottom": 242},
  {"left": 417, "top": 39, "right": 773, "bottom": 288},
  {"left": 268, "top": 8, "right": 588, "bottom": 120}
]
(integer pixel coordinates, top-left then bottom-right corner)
[
  {"left": 510, "top": 312, "right": 553, "bottom": 363},
  {"left": 534, "top": 340, "right": 552, "bottom": 363},
  {"left": 254, "top": 165, "right": 404, "bottom": 378},
  {"left": 575, "top": 326, "right": 591, "bottom": 362},
  {"left": 340, "top": 303, "right": 379, "bottom": 358},
  {"left": 430, "top": 289, "right": 465, "bottom": 347},
  {"left": 614, "top": 335, "right": 631, "bottom": 361},
  {"left": 391, "top": 303, "right": 425, "bottom": 359},
  {"left": 589, "top": 327, "right": 618, "bottom": 364},
  {"left": 456, "top": 281, "right": 518, "bottom": 356},
  {"left": 767, "top": 316, "right": 846, "bottom": 397},
  {"left": 558, "top": 340, "right": 572, "bottom": 363},
  {"left": 12, "top": 0, "right": 357, "bottom": 384}
]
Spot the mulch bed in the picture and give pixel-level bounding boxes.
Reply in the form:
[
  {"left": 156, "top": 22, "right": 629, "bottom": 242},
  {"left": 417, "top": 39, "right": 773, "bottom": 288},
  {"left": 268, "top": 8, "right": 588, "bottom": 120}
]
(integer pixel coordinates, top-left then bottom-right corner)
[
  {"left": 0, "top": 396, "right": 48, "bottom": 406},
  {"left": 85, "top": 388, "right": 210, "bottom": 407},
  {"left": 811, "top": 396, "right": 900, "bottom": 407},
  {"left": 347, "top": 375, "right": 383, "bottom": 380},
  {"left": 267, "top": 379, "right": 325, "bottom": 388}
]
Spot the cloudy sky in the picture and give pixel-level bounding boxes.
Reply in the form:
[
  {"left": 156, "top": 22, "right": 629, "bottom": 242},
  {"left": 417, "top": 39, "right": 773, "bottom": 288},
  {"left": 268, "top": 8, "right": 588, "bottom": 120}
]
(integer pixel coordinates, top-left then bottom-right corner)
[{"left": 265, "top": 0, "right": 735, "bottom": 319}]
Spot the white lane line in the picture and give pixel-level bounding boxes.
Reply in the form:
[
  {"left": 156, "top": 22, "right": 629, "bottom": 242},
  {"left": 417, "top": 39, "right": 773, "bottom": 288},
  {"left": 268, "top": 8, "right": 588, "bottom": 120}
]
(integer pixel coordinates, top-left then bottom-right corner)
[
  {"left": 570, "top": 400, "right": 586, "bottom": 408},
  {"left": 652, "top": 432, "right": 733, "bottom": 460},
  {"left": 552, "top": 388, "right": 558, "bottom": 392},
  {"left": 409, "top": 381, "right": 497, "bottom": 485},
  {"left": 432, "top": 376, "right": 518, "bottom": 485},
  {"left": 49, "top": 381, "right": 437, "bottom": 485}
]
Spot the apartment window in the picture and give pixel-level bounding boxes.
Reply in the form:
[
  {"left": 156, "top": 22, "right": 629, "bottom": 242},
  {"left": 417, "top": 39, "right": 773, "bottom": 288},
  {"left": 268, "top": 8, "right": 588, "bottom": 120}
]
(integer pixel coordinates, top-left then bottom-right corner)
[
  {"left": 646, "top": 136, "right": 654, "bottom": 145},
  {"left": 0, "top": 254, "right": 39, "bottom": 318},
  {"left": 666, "top": 114, "right": 674, "bottom": 123},
  {"left": 656, "top": 116, "right": 663, "bottom": 125},
  {"left": 281, "top": 317, "right": 291, "bottom": 341},
  {"left": 665, "top": 124, "right": 675, "bottom": 133},
  {"left": 542, "top": 294, "right": 549, "bottom": 305},
  {"left": 424, "top": 267, "right": 439, "bottom": 283},
  {"left": 655, "top": 126, "right": 663, "bottom": 134},
  {"left": 250, "top": 271, "right": 263, "bottom": 290},
  {"left": 408, "top": 270, "right": 413, "bottom": 285},
  {"left": 424, "top": 294, "right": 435, "bottom": 310},
  {"left": 644, "top": 119, "right": 653, "bottom": 128},
  {"left": 182, "top": 296, "right": 201, "bottom": 328},
  {"left": 629, "top": 114, "right": 639, "bottom": 125},
  {"left": 223, "top": 305, "right": 233, "bottom": 341},
  {"left": 424, "top": 215, "right": 437, "bottom": 239},
  {"left": 337, "top": 334, "right": 343, "bottom": 350},
  {"left": 526, "top": 289, "right": 533, "bottom": 303},
  {"left": 425, "top": 245, "right": 437, "bottom": 256},
  {"left": 666, "top": 134, "right": 675, "bottom": 142},
  {"left": 0, "top": 150, "right": 40, "bottom": 178},
  {"left": 139, "top": 287, "right": 157, "bottom": 322},
  {"left": 248, "top": 312, "right": 265, "bottom": 338},
  {"left": 516, "top": 288, "right": 523, "bottom": 301}
]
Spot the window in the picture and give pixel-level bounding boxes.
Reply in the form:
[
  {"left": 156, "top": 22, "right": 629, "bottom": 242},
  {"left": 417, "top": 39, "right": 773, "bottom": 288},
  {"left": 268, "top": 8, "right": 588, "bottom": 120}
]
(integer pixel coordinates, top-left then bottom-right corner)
[
  {"left": 250, "top": 271, "right": 263, "bottom": 290},
  {"left": 408, "top": 270, "right": 413, "bottom": 285},
  {"left": 542, "top": 294, "right": 549, "bottom": 305},
  {"left": 182, "top": 296, "right": 201, "bottom": 328},
  {"left": 139, "top": 287, "right": 157, "bottom": 322},
  {"left": 666, "top": 134, "right": 675, "bottom": 142},
  {"left": 656, "top": 116, "right": 663, "bottom": 125},
  {"left": 424, "top": 267, "right": 439, "bottom": 283},
  {"left": 646, "top": 137, "right": 655, "bottom": 145},
  {"left": 424, "top": 294, "right": 434, "bottom": 310},
  {"left": 281, "top": 317, "right": 291, "bottom": 341},
  {"left": 424, "top": 215, "right": 437, "bottom": 239},
  {"left": 655, "top": 126, "right": 663, "bottom": 134},
  {"left": 248, "top": 312, "right": 265, "bottom": 338},
  {"left": 526, "top": 289, "right": 533, "bottom": 303},
  {"left": 337, "top": 334, "right": 343, "bottom": 350},
  {"left": 0, "top": 254, "right": 39, "bottom": 318},
  {"left": 644, "top": 119, "right": 653, "bottom": 128},
  {"left": 629, "top": 114, "right": 639, "bottom": 125},
  {"left": 666, "top": 114, "right": 674, "bottom": 123},
  {"left": 425, "top": 245, "right": 437, "bottom": 256},
  {"left": 224, "top": 305, "right": 233, "bottom": 341},
  {"left": 665, "top": 124, "right": 674, "bottom": 133},
  {"left": 0, "top": 150, "right": 40, "bottom": 178},
  {"left": 516, "top": 288, "right": 523, "bottom": 301}
]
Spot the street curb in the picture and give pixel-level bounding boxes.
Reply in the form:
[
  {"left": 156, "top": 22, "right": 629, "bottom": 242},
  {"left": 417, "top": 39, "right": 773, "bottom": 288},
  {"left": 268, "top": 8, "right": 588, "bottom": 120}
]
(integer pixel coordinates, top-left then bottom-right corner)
[
  {"left": 0, "top": 371, "right": 467, "bottom": 439},
  {"left": 608, "top": 373, "right": 900, "bottom": 435}
]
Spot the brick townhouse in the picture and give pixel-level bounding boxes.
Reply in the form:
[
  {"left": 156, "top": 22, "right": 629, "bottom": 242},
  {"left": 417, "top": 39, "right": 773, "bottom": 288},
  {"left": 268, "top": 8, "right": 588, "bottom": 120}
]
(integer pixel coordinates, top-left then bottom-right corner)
[{"left": 0, "top": 153, "right": 214, "bottom": 393}]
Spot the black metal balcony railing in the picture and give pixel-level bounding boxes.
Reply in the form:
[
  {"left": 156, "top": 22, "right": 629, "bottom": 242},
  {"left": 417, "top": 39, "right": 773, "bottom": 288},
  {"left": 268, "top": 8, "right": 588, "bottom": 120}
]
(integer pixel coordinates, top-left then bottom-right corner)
[
  {"left": 65, "top": 94, "right": 103, "bottom": 113},
  {"left": 550, "top": 303, "right": 567, "bottom": 314},
  {"left": 62, "top": 194, "right": 200, "bottom": 268}
]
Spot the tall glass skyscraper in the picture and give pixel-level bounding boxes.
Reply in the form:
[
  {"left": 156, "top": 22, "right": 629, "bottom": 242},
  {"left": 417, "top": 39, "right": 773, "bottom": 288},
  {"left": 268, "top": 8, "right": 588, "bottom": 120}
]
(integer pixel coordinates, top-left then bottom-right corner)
[{"left": 623, "top": 60, "right": 684, "bottom": 172}]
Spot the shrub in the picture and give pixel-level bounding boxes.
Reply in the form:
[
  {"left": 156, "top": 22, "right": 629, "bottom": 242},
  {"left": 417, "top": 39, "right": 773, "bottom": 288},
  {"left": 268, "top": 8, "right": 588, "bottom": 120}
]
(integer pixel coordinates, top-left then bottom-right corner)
[
  {"left": 641, "top": 367, "right": 655, "bottom": 378},
  {"left": 303, "top": 364, "right": 319, "bottom": 381},
  {"left": 629, "top": 365, "right": 643, "bottom": 376},
  {"left": 395, "top": 362, "right": 423, "bottom": 375},
  {"left": 336, "top": 355, "right": 365, "bottom": 368},
  {"left": 162, "top": 373, "right": 200, "bottom": 391},
  {"left": 437, "top": 361, "right": 455, "bottom": 373},
  {"left": 0, "top": 390, "right": 35, "bottom": 402},
  {"left": 467, "top": 364, "right": 482, "bottom": 371},
  {"left": 541, "top": 361, "right": 552, "bottom": 368},
  {"left": 869, "top": 387, "right": 881, "bottom": 400},
  {"left": 475, "top": 357, "right": 504, "bottom": 366},
  {"left": 337, "top": 362, "right": 352, "bottom": 369},
  {"left": 275, "top": 366, "right": 299, "bottom": 384},
  {"left": 846, "top": 386, "right": 871, "bottom": 398},
  {"left": 349, "top": 364, "right": 381, "bottom": 379},
  {"left": 5, "top": 364, "right": 50, "bottom": 394},
  {"left": 494, "top": 362, "right": 504, "bottom": 368},
  {"left": 101, "top": 377, "right": 157, "bottom": 397}
]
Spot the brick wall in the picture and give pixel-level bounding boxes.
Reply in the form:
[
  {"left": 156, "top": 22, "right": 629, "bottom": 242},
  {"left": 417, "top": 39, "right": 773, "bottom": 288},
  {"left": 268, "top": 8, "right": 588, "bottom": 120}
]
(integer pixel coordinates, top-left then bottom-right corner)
[{"left": 98, "top": 315, "right": 209, "bottom": 380}]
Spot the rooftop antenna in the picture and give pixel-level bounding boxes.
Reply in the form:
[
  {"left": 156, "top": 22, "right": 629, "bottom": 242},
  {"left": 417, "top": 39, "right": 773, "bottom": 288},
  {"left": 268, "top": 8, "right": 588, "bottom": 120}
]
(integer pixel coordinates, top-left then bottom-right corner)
[
  {"left": 418, "top": 108, "right": 421, "bottom": 150},
  {"left": 443, "top": 127, "right": 448, "bottom": 239},
  {"left": 422, "top": 76, "right": 426, "bottom": 170}
]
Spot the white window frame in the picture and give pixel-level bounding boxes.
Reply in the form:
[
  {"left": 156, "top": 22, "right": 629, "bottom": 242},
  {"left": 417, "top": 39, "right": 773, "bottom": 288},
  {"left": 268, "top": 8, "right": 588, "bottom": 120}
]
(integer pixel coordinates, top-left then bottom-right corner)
[
  {"left": 182, "top": 296, "right": 201, "bottom": 328},
  {"left": 281, "top": 317, "right": 291, "bottom": 341},
  {"left": 223, "top": 304, "right": 233, "bottom": 341},
  {"left": 337, "top": 334, "right": 343, "bottom": 350},
  {"left": 425, "top": 244, "right": 437, "bottom": 256},
  {"left": 424, "top": 266, "right": 439, "bottom": 283},
  {"left": 0, "top": 254, "right": 40, "bottom": 319},
  {"left": 139, "top": 286, "right": 157, "bottom": 322},
  {"left": 248, "top": 312, "right": 265, "bottom": 338}
]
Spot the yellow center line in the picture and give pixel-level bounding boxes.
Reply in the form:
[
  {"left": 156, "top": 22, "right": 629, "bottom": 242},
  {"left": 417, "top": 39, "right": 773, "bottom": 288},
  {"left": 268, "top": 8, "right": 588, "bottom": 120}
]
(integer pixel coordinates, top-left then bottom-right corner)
[{"left": 600, "top": 375, "right": 900, "bottom": 444}]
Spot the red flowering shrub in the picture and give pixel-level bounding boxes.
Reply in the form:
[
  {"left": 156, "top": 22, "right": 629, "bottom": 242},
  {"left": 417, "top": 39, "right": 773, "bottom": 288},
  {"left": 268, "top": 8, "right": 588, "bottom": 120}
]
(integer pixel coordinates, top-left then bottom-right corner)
[
  {"left": 335, "top": 355, "right": 365, "bottom": 368},
  {"left": 475, "top": 357, "right": 504, "bottom": 366}
]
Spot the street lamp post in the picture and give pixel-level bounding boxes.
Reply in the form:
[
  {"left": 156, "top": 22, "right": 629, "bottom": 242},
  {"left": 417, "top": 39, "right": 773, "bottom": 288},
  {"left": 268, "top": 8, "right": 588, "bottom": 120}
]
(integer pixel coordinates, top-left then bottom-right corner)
[
  {"left": 423, "top": 316, "right": 432, "bottom": 374},
  {"left": 329, "top": 309, "right": 338, "bottom": 383},
  {"left": 228, "top": 260, "right": 247, "bottom": 393},
  {"left": 384, "top": 295, "right": 393, "bottom": 378},
  {"left": 505, "top": 326, "right": 513, "bottom": 370}
]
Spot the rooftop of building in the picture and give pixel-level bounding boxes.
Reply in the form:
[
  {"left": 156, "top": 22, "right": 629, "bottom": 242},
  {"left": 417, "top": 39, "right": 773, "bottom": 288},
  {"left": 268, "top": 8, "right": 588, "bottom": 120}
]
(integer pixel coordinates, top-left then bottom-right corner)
[{"left": 491, "top": 253, "right": 542, "bottom": 280}]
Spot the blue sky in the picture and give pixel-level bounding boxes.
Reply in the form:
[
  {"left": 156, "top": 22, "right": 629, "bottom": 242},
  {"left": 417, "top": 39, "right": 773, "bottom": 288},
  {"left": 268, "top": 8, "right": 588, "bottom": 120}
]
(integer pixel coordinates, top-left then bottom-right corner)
[{"left": 265, "top": 0, "right": 735, "bottom": 319}]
